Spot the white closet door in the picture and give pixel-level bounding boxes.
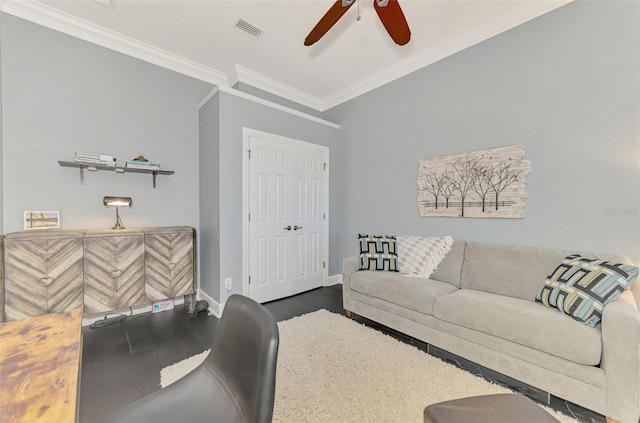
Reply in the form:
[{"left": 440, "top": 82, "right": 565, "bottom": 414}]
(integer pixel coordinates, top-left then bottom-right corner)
[{"left": 247, "top": 131, "right": 328, "bottom": 303}]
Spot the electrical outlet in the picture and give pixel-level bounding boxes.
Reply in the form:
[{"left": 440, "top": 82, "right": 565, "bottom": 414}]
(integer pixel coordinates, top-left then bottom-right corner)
[{"left": 224, "top": 277, "right": 232, "bottom": 291}]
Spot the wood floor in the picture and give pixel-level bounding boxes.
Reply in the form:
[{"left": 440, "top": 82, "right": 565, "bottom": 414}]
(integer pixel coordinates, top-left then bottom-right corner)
[{"left": 79, "top": 284, "right": 605, "bottom": 423}]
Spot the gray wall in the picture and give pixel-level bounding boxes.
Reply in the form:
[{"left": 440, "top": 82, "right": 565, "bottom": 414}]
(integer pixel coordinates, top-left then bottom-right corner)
[
  {"left": 1, "top": 14, "right": 212, "bottom": 233},
  {"left": 326, "top": 0, "right": 640, "bottom": 263},
  {"left": 198, "top": 93, "right": 221, "bottom": 299},
  {"left": 200, "top": 90, "right": 341, "bottom": 304}
]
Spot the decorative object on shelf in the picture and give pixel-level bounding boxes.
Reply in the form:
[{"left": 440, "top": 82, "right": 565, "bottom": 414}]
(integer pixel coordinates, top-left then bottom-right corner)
[
  {"left": 103, "top": 196, "right": 133, "bottom": 229},
  {"left": 58, "top": 160, "right": 174, "bottom": 188},
  {"left": 416, "top": 145, "right": 531, "bottom": 219},
  {"left": 74, "top": 152, "right": 116, "bottom": 167},
  {"left": 23, "top": 211, "right": 61, "bottom": 230},
  {"left": 126, "top": 155, "right": 161, "bottom": 171}
]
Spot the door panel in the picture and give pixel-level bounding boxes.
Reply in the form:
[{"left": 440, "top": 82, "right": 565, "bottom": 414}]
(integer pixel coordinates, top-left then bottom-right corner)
[
  {"left": 4, "top": 237, "right": 83, "bottom": 320},
  {"left": 298, "top": 234, "right": 307, "bottom": 277},
  {"left": 145, "top": 230, "right": 195, "bottom": 300},
  {"left": 83, "top": 234, "right": 145, "bottom": 313}
]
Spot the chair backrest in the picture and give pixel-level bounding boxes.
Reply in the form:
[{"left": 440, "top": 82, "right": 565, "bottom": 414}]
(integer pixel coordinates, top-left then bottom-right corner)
[{"left": 207, "top": 294, "right": 279, "bottom": 423}]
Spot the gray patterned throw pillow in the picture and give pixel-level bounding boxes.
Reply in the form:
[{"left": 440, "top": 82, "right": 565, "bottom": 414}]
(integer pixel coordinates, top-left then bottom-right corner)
[{"left": 536, "top": 254, "right": 638, "bottom": 327}]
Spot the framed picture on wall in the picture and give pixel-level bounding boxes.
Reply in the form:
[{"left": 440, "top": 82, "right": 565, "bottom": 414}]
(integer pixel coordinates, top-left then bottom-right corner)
[{"left": 23, "top": 211, "right": 61, "bottom": 230}]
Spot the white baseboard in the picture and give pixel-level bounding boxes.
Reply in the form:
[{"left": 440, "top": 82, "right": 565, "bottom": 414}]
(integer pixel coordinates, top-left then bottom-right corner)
[
  {"left": 326, "top": 274, "right": 343, "bottom": 286},
  {"left": 198, "top": 289, "right": 223, "bottom": 318}
]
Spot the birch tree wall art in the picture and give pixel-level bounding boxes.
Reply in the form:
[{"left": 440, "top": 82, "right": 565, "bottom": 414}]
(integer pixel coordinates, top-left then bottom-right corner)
[{"left": 417, "top": 145, "right": 531, "bottom": 219}]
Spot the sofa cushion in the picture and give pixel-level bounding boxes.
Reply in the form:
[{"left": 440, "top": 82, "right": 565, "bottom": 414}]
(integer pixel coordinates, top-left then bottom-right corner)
[
  {"left": 460, "top": 242, "right": 633, "bottom": 301},
  {"left": 536, "top": 254, "right": 639, "bottom": 327},
  {"left": 358, "top": 234, "right": 398, "bottom": 271},
  {"left": 351, "top": 271, "right": 458, "bottom": 315},
  {"left": 433, "top": 289, "right": 602, "bottom": 366}
]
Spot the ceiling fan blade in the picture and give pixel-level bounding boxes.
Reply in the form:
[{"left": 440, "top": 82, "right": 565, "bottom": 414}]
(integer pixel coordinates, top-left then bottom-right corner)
[
  {"left": 374, "top": 0, "right": 411, "bottom": 45},
  {"left": 305, "top": 0, "right": 356, "bottom": 46}
]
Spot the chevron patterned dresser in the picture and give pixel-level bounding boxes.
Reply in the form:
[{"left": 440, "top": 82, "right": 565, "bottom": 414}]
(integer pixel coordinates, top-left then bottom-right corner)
[
  {"left": 3, "top": 226, "right": 196, "bottom": 321},
  {"left": 0, "top": 236, "right": 4, "bottom": 323}
]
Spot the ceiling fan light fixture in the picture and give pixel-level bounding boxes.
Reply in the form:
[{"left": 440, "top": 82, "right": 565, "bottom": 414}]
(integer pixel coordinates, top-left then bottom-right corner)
[{"left": 233, "top": 17, "right": 265, "bottom": 41}]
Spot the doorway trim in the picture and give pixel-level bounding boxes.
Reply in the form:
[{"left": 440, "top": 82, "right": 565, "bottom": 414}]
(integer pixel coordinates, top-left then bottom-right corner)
[{"left": 241, "top": 127, "right": 330, "bottom": 300}]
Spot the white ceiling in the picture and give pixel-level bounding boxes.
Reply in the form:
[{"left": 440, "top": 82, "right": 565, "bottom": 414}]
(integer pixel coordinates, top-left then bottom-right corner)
[{"left": 1, "top": 0, "right": 572, "bottom": 111}]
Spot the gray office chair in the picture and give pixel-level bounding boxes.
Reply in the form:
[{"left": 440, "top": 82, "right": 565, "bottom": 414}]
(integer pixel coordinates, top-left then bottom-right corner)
[{"left": 100, "top": 294, "right": 280, "bottom": 423}]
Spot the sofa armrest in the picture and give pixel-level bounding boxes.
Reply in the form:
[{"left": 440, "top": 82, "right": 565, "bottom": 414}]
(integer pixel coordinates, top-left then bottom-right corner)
[
  {"left": 630, "top": 282, "right": 640, "bottom": 313},
  {"left": 601, "top": 289, "right": 640, "bottom": 423},
  {"left": 342, "top": 256, "right": 360, "bottom": 309}
]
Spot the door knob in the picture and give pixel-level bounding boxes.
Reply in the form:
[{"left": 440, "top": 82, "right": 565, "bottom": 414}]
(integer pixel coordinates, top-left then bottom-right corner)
[
  {"left": 284, "top": 225, "right": 292, "bottom": 231},
  {"left": 293, "top": 225, "right": 303, "bottom": 230}
]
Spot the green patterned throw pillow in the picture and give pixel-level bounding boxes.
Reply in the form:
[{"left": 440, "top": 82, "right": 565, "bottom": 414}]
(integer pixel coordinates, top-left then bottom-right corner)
[
  {"left": 535, "top": 254, "right": 638, "bottom": 327},
  {"left": 358, "top": 234, "right": 398, "bottom": 272}
]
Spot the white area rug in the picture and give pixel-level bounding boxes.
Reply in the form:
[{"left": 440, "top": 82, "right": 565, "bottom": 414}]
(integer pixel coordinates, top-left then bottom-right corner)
[
  {"left": 160, "top": 310, "right": 579, "bottom": 423},
  {"left": 160, "top": 349, "right": 210, "bottom": 388}
]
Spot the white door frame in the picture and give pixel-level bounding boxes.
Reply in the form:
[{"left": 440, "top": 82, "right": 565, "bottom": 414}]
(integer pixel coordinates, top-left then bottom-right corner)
[{"left": 242, "top": 127, "right": 329, "bottom": 299}]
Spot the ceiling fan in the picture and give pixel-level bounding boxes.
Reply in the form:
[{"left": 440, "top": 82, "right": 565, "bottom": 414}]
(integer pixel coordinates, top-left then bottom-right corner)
[{"left": 304, "top": 0, "right": 411, "bottom": 46}]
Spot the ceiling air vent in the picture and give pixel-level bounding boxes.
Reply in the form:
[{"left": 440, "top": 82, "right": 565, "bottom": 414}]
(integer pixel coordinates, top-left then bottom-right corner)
[{"left": 233, "top": 18, "right": 265, "bottom": 41}]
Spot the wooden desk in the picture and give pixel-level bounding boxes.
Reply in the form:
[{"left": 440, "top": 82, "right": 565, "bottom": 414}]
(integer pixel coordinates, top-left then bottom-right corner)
[{"left": 0, "top": 309, "right": 82, "bottom": 423}]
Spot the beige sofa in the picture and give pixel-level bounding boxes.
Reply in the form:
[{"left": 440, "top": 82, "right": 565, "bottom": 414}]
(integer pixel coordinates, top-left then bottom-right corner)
[{"left": 342, "top": 240, "right": 640, "bottom": 423}]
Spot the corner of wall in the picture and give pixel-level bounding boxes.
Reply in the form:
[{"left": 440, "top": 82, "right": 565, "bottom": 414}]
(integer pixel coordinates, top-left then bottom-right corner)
[{"left": 198, "top": 288, "right": 223, "bottom": 318}]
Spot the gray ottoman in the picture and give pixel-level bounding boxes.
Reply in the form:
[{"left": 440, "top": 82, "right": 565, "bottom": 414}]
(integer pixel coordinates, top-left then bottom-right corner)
[{"left": 424, "top": 393, "right": 560, "bottom": 423}]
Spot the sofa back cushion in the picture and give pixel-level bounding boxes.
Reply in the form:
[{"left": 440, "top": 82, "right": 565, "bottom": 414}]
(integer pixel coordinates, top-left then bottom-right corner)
[
  {"left": 430, "top": 240, "right": 466, "bottom": 288},
  {"left": 460, "top": 242, "right": 633, "bottom": 301}
]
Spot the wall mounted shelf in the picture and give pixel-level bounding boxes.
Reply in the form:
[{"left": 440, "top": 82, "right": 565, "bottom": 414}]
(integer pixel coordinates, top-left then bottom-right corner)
[{"left": 58, "top": 161, "right": 174, "bottom": 188}]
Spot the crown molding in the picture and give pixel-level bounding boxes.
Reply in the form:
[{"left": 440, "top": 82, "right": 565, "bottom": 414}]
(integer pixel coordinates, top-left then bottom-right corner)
[
  {"left": 0, "top": 0, "right": 229, "bottom": 86},
  {"left": 235, "top": 65, "right": 325, "bottom": 111},
  {"left": 1, "top": 0, "right": 572, "bottom": 113},
  {"left": 196, "top": 86, "right": 220, "bottom": 110},
  {"left": 196, "top": 84, "right": 340, "bottom": 129},
  {"left": 321, "top": 0, "right": 573, "bottom": 110},
  {"left": 218, "top": 86, "right": 340, "bottom": 130}
]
